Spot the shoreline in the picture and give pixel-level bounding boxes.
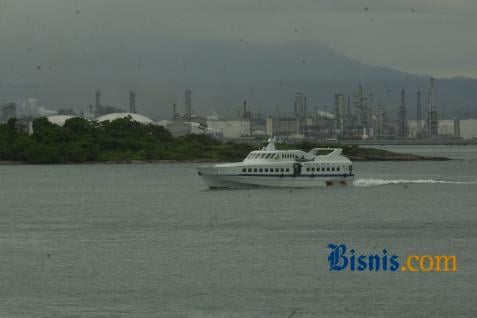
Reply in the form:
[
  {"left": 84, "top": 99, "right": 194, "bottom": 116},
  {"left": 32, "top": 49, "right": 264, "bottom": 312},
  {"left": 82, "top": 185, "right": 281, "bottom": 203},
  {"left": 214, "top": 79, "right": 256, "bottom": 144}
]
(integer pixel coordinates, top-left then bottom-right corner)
[
  {"left": 346, "top": 155, "right": 451, "bottom": 161},
  {"left": 0, "top": 159, "right": 226, "bottom": 165},
  {"left": 0, "top": 156, "right": 452, "bottom": 165}
]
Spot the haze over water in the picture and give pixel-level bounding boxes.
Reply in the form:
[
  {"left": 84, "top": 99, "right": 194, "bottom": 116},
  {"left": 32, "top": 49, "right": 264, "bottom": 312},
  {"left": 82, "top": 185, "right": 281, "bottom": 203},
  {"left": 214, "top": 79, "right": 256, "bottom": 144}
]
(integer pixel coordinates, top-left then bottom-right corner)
[{"left": 0, "top": 145, "right": 476, "bottom": 317}]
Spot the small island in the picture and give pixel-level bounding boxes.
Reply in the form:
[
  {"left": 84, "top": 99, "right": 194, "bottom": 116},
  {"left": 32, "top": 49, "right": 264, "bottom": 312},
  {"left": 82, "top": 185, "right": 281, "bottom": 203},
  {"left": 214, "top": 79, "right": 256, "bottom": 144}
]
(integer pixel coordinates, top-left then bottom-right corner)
[{"left": 0, "top": 117, "right": 450, "bottom": 164}]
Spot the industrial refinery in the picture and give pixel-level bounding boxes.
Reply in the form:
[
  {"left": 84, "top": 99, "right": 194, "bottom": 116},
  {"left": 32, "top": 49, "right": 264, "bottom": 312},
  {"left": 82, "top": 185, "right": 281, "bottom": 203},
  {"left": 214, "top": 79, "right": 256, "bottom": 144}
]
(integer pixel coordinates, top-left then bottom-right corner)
[{"left": 1, "top": 77, "right": 476, "bottom": 142}]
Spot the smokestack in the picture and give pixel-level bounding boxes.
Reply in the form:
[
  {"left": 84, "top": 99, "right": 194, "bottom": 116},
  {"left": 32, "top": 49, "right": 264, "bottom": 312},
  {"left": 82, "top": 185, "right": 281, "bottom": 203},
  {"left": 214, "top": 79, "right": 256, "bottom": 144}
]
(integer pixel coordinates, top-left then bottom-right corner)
[
  {"left": 427, "top": 78, "right": 438, "bottom": 137},
  {"left": 172, "top": 103, "right": 177, "bottom": 120},
  {"left": 426, "top": 91, "right": 432, "bottom": 137},
  {"left": 129, "top": 90, "right": 136, "bottom": 113},
  {"left": 416, "top": 91, "right": 422, "bottom": 137},
  {"left": 95, "top": 91, "right": 101, "bottom": 110},
  {"left": 185, "top": 89, "right": 192, "bottom": 120},
  {"left": 430, "top": 78, "right": 435, "bottom": 111},
  {"left": 397, "top": 89, "right": 407, "bottom": 138},
  {"left": 454, "top": 119, "right": 461, "bottom": 138},
  {"left": 243, "top": 100, "right": 247, "bottom": 118}
]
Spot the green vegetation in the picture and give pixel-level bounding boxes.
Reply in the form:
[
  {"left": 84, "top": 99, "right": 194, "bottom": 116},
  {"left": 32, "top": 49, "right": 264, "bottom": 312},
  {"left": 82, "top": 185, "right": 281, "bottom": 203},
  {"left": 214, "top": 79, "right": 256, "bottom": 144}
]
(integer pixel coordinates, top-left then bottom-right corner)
[
  {"left": 0, "top": 117, "right": 254, "bottom": 163},
  {"left": 0, "top": 117, "right": 448, "bottom": 164}
]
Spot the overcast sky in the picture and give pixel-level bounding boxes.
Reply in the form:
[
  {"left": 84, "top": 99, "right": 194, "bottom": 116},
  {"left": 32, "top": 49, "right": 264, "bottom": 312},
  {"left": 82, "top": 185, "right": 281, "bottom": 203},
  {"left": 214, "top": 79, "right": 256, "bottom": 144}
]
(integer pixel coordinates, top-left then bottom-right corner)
[{"left": 1, "top": 0, "right": 476, "bottom": 81}]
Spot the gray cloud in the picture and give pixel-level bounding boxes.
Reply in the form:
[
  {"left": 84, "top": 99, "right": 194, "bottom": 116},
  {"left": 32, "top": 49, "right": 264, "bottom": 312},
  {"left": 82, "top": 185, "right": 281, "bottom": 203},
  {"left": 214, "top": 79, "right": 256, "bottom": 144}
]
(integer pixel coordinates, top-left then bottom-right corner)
[{"left": 0, "top": 0, "right": 475, "bottom": 81}]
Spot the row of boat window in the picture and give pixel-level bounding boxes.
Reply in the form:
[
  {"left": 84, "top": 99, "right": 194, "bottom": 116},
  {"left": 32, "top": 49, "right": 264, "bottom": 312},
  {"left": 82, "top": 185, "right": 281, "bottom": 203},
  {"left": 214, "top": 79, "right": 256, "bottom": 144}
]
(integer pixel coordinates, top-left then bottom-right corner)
[
  {"left": 243, "top": 167, "right": 290, "bottom": 173},
  {"left": 306, "top": 167, "right": 341, "bottom": 172},
  {"left": 246, "top": 153, "right": 296, "bottom": 160},
  {"left": 241, "top": 167, "right": 342, "bottom": 173}
]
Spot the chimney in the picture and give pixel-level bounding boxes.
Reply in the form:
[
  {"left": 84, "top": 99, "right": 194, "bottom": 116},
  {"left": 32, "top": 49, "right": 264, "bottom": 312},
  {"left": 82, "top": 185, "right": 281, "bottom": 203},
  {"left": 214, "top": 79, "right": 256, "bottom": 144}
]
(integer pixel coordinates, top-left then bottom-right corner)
[
  {"left": 95, "top": 90, "right": 101, "bottom": 115},
  {"left": 129, "top": 90, "right": 136, "bottom": 113},
  {"left": 185, "top": 89, "right": 192, "bottom": 120}
]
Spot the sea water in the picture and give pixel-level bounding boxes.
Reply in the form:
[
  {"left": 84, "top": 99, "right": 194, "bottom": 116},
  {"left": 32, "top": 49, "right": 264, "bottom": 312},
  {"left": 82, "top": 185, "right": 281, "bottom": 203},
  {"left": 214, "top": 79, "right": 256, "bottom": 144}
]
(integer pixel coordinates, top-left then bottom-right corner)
[{"left": 0, "top": 145, "right": 476, "bottom": 317}]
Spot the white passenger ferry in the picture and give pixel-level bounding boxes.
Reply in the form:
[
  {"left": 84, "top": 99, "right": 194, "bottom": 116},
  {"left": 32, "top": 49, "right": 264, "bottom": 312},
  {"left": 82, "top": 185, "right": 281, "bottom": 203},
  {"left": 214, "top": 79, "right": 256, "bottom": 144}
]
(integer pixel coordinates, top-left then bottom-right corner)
[{"left": 197, "top": 138, "right": 354, "bottom": 188}]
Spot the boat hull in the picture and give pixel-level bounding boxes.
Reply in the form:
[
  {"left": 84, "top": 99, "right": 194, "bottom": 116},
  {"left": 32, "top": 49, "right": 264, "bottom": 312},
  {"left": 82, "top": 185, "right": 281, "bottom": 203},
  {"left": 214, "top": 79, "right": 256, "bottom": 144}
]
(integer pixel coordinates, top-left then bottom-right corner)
[
  {"left": 198, "top": 171, "right": 354, "bottom": 188},
  {"left": 197, "top": 140, "right": 354, "bottom": 189}
]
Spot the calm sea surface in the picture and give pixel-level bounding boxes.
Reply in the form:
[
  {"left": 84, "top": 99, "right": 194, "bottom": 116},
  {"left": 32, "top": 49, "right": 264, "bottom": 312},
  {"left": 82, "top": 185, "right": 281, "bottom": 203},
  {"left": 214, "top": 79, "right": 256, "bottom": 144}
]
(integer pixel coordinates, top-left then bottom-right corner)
[{"left": 0, "top": 145, "right": 476, "bottom": 317}]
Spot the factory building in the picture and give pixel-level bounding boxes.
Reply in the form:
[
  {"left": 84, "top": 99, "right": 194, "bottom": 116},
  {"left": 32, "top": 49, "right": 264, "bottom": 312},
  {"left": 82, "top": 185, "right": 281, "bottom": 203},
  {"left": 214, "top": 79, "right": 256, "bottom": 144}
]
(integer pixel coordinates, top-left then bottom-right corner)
[
  {"left": 407, "top": 120, "right": 462, "bottom": 138},
  {"left": 7, "top": 79, "right": 474, "bottom": 143},
  {"left": 157, "top": 121, "right": 206, "bottom": 137},
  {"left": 206, "top": 118, "right": 251, "bottom": 139},
  {"left": 327, "top": 79, "right": 451, "bottom": 141},
  {"left": 460, "top": 119, "right": 477, "bottom": 139},
  {"left": 265, "top": 116, "right": 299, "bottom": 138}
]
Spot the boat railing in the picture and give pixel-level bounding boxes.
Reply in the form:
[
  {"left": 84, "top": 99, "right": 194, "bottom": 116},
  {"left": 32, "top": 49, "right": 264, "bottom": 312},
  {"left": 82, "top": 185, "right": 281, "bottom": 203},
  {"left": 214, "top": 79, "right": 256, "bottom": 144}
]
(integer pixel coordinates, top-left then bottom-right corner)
[{"left": 308, "top": 148, "right": 343, "bottom": 157}]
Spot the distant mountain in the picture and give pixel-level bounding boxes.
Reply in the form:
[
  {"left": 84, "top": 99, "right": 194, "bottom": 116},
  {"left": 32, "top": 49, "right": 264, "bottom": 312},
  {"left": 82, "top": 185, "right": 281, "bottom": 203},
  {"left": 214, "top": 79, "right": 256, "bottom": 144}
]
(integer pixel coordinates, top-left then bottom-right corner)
[
  {"left": 0, "top": 39, "right": 475, "bottom": 119},
  {"left": 142, "top": 39, "right": 416, "bottom": 81}
]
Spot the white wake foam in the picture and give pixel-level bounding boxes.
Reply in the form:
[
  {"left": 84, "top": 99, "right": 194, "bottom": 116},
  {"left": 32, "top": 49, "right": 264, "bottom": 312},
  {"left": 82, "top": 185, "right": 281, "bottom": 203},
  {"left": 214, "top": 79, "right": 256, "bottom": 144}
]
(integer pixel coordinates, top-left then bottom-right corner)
[{"left": 354, "top": 178, "right": 477, "bottom": 187}]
